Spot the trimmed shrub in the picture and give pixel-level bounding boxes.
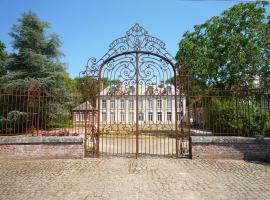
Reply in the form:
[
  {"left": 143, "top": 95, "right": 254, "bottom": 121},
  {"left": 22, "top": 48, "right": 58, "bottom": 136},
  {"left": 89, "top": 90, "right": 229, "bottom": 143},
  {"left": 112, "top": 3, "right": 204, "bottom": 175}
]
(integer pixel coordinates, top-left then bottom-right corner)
[
  {"left": 0, "top": 111, "right": 28, "bottom": 134},
  {"left": 205, "top": 97, "right": 269, "bottom": 136}
]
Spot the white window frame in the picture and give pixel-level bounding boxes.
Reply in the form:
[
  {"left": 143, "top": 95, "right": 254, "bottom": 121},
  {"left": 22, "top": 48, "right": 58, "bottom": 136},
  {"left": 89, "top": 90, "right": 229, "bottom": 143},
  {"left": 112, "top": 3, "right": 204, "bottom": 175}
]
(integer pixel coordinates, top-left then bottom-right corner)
[
  {"left": 157, "top": 112, "right": 162, "bottom": 122},
  {"left": 167, "top": 112, "right": 172, "bottom": 122},
  {"left": 139, "top": 99, "right": 144, "bottom": 109},
  {"left": 110, "top": 112, "right": 115, "bottom": 122},
  {"left": 79, "top": 112, "right": 85, "bottom": 122},
  {"left": 157, "top": 99, "right": 162, "bottom": 109},
  {"left": 75, "top": 112, "right": 80, "bottom": 122},
  {"left": 177, "top": 98, "right": 183, "bottom": 109},
  {"left": 148, "top": 99, "right": 153, "bottom": 109},
  {"left": 102, "top": 100, "right": 106, "bottom": 109},
  {"left": 138, "top": 112, "right": 144, "bottom": 121},
  {"left": 129, "top": 112, "right": 134, "bottom": 122},
  {"left": 167, "top": 86, "right": 172, "bottom": 94},
  {"left": 148, "top": 112, "right": 153, "bottom": 121},
  {"left": 120, "top": 99, "right": 125, "bottom": 110},
  {"left": 102, "top": 112, "right": 107, "bottom": 122},
  {"left": 129, "top": 99, "right": 134, "bottom": 109},
  {"left": 167, "top": 97, "right": 172, "bottom": 109},
  {"left": 110, "top": 100, "right": 115, "bottom": 109},
  {"left": 120, "top": 112, "right": 125, "bottom": 122},
  {"left": 177, "top": 112, "right": 181, "bottom": 121}
]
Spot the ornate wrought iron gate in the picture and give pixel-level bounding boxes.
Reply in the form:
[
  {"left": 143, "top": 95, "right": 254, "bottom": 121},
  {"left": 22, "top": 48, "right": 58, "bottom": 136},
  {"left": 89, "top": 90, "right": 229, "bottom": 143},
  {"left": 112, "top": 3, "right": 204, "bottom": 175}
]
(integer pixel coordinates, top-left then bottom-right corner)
[{"left": 81, "top": 24, "right": 190, "bottom": 158}]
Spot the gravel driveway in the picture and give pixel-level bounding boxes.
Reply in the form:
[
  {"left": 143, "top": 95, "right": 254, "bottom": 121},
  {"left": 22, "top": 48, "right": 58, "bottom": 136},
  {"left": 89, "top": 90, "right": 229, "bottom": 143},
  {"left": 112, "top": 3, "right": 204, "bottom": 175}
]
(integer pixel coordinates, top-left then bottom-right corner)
[{"left": 0, "top": 158, "right": 269, "bottom": 200}]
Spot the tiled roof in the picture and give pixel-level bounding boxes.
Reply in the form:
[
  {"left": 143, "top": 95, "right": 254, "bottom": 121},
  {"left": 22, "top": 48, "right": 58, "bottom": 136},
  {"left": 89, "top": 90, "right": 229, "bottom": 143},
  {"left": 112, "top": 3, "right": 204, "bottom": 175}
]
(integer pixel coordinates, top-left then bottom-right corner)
[
  {"left": 73, "top": 101, "right": 95, "bottom": 111},
  {"left": 100, "top": 83, "right": 179, "bottom": 96}
]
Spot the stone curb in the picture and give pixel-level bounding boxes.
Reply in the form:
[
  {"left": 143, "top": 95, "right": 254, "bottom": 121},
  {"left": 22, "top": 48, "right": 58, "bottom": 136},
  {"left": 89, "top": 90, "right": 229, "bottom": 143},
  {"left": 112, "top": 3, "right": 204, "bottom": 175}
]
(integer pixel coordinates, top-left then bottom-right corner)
[
  {"left": 191, "top": 136, "right": 270, "bottom": 144},
  {"left": 0, "top": 136, "right": 83, "bottom": 145}
]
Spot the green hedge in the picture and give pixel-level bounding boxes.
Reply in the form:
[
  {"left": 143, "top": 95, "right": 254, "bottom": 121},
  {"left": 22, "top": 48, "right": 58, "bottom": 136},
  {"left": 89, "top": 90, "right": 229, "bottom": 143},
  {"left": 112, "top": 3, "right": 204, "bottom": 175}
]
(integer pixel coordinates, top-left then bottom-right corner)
[
  {"left": 0, "top": 111, "right": 29, "bottom": 134},
  {"left": 205, "top": 97, "right": 269, "bottom": 136}
]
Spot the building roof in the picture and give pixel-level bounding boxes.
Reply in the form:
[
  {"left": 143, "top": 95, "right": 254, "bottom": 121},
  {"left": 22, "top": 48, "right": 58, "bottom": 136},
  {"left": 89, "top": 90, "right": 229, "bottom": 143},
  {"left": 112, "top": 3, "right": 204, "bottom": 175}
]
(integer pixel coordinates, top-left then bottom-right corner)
[
  {"left": 99, "top": 83, "right": 179, "bottom": 96},
  {"left": 73, "top": 101, "right": 96, "bottom": 111}
]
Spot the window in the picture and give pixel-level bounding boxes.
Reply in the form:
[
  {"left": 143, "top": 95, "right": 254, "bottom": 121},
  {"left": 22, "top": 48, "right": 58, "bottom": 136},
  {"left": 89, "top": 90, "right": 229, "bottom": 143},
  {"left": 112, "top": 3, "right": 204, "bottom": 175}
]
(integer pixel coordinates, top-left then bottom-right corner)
[
  {"left": 77, "top": 112, "right": 85, "bottom": 121},
  {"left": 84, "top": 113, "right": 89, "bottom": 121},
  {"left": 102, "top": 112, "right": 107, "bottom": 122},
  {"left": 129, "top": 112, "right": 134, "bottom": 122},
  {"left": 167, "top": 97, "right": 172, "bottom": 109},
  {"left": 157, "top": 99, "right": 162, "bottom": 109},
  {"left": 75, "top": 112, "right": 80, "bottom": 122},
  {"left": 148, "top": 112, "right": 153, "bottom": 121},
  {"left": 110, "top": 112, "right": 115, "bottom": 122},
  {"left": 167, "top": 112, "right": 172, "bottom": 121},
  {"left": 177, "top": 112, "right": 182, "bottom": 121},
  {"left": 177, "top": 98, "right": 183, "bottom": 108},
  {"left": 129, "top": 99, "right": 134, "bottom": 109},
  {"left": 148, "top": 99, "right": 153, "bottom": 109},
  {"left": 129, "top": 86, "right": 135, "bottom": 94},
  {"left": 146, "top": 86, "right": 154, "bottom": 95},
  {"left": 157, "top": 112, "right": 162, "bottom": 122},
  {"left": 177, "top": 99, "right": 180, "bottom": 108},
  {"left": 139, "top": 100, "right": 144, "bottom": 109},
  {"left": 138, "top": 112, "right": 144, "bottom": 121},
  {"left": 110, "top": 100, "right": 115, "bottom": 109},
  {"left": 120, "top": 99, "right": 125, "bottom": 109},
  {"left": 167, "top": 86, "right": 172, "bottom": 94},
  {"left": 120, "top": 112, "right": 125, "bottom": 122},
  {"left": 102, "top": 100, "right": 106, "bottom": 109}
]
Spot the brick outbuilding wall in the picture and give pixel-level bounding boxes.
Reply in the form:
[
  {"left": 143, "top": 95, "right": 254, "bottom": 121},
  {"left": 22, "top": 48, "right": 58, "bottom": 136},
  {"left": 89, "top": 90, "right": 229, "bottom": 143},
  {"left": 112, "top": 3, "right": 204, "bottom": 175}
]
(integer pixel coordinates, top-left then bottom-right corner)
[
  {"left": 191, "top": 136, "right": 270, "bottom": 161},
  {"left": 0, "top": 136, "right": 84, "bottom": 159}
]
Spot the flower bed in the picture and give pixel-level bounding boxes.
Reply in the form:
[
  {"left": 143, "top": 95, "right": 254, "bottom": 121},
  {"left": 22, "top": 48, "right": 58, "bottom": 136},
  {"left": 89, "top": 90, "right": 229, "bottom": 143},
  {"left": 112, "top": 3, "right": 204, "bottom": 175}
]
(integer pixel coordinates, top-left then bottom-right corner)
[{"left": 25, "top": 127, "right": 80, "bottom": 137}]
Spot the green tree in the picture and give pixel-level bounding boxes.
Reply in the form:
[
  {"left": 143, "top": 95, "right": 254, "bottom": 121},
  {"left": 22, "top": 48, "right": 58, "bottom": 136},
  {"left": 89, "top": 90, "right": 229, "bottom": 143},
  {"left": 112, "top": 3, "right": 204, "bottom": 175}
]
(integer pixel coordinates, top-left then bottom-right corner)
[
  {"left": 0, "top": 41, "right": 8, "bottom": 77},
  {"left": 74, "top": 76, "right": 98, "bottom": 106},
  {"left": 0, "top": 12, "right": 76, "bottom": 133},
  {"left": 176, "top": 1, "right": 270, "bottom": 90},
  {"left": 74, "top": 77, "right": 111, "bottom": 106},
  {"left": 1, "top": 11, "right": 68, "bottom": 91}
]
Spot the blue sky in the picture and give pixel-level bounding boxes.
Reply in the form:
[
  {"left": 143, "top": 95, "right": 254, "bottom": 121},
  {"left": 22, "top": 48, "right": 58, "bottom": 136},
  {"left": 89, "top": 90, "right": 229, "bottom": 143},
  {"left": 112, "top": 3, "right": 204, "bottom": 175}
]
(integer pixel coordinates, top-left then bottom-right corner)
[{"left": 0, "top": 0, "right": 269, "bottom": 78}]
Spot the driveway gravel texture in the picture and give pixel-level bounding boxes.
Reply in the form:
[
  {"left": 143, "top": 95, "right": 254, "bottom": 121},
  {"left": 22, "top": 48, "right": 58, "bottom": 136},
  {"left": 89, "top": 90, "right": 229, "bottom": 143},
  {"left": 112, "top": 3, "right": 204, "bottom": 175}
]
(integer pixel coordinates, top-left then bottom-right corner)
[{"left": 0, "top": 158, "right": 269, "bottom": 200}]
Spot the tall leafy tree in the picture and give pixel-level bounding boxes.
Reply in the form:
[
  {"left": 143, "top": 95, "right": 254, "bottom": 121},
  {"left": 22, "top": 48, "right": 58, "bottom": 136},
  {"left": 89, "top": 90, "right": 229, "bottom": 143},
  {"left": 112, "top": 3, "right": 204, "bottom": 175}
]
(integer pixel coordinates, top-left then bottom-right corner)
[
  {"left": 0, "top": 41, "right": 8, "bottom": 77},
  {"left": 0, "top": 12, "right": 75, "bottom": 133},
  {"left": 74, "top": 77, "right": 111, "bottom": 106},
  {"left": 176, "top": 1, "right": 270, "bottom": 90},
  {"left": 1, "top": 11, "right": 68, "bottom": 90}
]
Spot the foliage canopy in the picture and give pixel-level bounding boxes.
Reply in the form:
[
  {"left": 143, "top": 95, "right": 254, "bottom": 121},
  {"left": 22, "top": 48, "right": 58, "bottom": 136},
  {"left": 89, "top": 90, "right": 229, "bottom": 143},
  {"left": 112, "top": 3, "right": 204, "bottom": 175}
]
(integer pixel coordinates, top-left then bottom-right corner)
[
  {"left": 1, "top": 11, "right": 69, "bottom": 91},
  {"left": 176, "top": 1, "right": 270, "bottom": 90}
]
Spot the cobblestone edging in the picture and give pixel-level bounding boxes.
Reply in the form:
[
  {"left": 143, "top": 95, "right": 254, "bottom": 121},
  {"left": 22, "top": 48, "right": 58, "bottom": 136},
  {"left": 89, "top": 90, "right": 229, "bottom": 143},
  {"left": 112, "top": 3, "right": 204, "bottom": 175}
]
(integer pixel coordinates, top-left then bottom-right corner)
[
  {"left": 0, "top": 136, "right": 84, "bottom": 159},
  {"left": 191, "top": 136, "right": 270, "bottom": 161}
]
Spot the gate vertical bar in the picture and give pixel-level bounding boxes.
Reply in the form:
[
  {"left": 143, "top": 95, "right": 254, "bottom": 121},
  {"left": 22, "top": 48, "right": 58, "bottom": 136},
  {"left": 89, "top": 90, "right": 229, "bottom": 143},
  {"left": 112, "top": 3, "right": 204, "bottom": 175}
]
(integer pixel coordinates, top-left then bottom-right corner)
[
  {"left": 175, "top": 75, "right": 179, "bottom": 158},
  {"left": 187, "top": 71, "right": 192, "bottom": 158},
  {"left": 135, "top": 51, "right": 139, "bottom": 159},
  {"left": 84, "top": 97, "right": 87, "bottom": 157},
  {"left": 97, "top": 78, "right": 101, "bottom": 157}
]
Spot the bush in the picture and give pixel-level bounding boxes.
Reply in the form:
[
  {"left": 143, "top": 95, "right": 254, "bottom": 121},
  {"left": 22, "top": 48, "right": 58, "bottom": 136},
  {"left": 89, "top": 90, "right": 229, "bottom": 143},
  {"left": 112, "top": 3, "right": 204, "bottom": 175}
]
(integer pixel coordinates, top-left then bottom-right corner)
[
  {"left": 0, "top": 111, "right": 28, "bottom": 134},
  {"left": 0, "top": 116, "right": 11, "bottom": 133},
  {"left": 7, "top": 111, "right": 28, "bottom": 123},
  {"left": 205, "top": 97, "right": 269, "bottom": 136}
]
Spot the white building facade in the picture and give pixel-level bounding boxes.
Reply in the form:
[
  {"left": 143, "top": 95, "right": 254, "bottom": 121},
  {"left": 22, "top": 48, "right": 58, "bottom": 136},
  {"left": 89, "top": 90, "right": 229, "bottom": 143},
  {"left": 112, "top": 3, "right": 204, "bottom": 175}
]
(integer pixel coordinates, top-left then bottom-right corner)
[{"left": 98, "top": 84, "right": 186, "bottom": 125}]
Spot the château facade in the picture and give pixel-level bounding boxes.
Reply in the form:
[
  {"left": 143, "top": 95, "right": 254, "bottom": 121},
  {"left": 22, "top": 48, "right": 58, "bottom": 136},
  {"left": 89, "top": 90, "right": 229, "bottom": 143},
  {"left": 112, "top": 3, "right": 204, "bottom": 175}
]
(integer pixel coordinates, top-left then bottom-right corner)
[{"left": 98, "top": 83, "right": 186, "bottom": 125}]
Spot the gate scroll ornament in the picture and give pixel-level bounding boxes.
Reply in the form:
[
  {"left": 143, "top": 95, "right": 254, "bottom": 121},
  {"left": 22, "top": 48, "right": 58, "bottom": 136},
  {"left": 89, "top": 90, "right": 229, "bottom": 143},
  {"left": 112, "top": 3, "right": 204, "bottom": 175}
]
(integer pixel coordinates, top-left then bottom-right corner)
[{"left": 80, "top": 23, "right": 188, "bottom": 158}]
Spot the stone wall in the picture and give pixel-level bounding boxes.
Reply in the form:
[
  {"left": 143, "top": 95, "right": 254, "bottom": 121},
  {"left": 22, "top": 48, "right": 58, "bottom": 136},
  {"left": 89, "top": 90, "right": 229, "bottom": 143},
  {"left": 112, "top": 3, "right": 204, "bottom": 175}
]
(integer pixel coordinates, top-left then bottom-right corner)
[
  {"left": 191, "top": 136, "right": 270, "bottom": 161},
  {"left": 0, "top": 136, "right": 84, "bottom": 159}
]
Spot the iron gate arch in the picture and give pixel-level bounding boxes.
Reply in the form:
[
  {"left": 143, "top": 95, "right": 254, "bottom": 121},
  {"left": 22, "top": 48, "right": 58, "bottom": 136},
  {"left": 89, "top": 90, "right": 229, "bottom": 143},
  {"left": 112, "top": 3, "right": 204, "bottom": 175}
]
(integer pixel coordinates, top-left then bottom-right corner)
[{"left": 80, "top": 24, "right": 190, "bottom": 158}]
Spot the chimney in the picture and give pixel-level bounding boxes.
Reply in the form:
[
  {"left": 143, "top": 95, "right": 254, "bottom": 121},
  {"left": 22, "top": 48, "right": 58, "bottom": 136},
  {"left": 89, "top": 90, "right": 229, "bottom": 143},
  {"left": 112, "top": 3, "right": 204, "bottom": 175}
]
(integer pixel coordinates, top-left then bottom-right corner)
[
  {"left": 99, "top": 79, "right": 104, "bottom": 92},
  {"left": 159, "top": 80, "right": 164, "bottom": 88}
]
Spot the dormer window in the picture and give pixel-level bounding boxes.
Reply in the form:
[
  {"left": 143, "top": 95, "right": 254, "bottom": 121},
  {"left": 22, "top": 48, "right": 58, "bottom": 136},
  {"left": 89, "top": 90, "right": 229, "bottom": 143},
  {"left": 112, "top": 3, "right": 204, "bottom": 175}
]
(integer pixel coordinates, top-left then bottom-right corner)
[
  {"left": 111, "top": 86, "right": 116, "bottom": 93},
  {"left": 129, "top": 86, "right": 135, "bottom": 94},
  {"left": 146, "top": 85, "right": 154, "bottom": 95},
  {"left": 167, "top": 86, "right": 172, "bottom": 94}
]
